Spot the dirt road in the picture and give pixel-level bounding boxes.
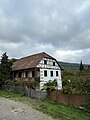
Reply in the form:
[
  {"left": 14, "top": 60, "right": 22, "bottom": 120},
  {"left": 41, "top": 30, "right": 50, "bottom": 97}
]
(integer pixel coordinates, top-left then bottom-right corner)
[{"left": 0, "top": 97, "right": 55, "bottom": 120}]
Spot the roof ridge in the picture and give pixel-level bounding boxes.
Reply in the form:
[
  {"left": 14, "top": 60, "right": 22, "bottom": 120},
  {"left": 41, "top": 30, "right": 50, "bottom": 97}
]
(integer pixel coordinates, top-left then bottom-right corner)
[
  {"left": 19, "top": 52, "right": 46, "bottom": 60},
  {"left": 12, "top": 52, "right": 58, "bottom": 71}
]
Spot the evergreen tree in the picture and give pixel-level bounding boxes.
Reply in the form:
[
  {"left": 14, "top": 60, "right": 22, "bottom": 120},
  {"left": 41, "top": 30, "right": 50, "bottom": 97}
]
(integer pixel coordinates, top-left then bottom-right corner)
[
  {"left": 79, "top": 60, "right": 84, "bottom": 71},
  {"left": 0, "top": 52, "right": 12, "bottom": 85}
]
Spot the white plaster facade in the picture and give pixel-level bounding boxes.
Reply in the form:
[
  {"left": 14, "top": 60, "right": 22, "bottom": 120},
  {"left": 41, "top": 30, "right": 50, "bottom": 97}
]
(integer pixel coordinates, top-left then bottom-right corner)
[{"left": 37, "top": 58, "right": 62, "bottom": 90}]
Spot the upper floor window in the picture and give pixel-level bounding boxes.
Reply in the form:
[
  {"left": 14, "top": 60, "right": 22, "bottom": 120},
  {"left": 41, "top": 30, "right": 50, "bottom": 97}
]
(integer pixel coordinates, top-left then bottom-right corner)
[
  {"left": 44, "top": 60, "right": 47, "bottom": 65},
  {"left": 53, "top": 62, "right": 55, "bottom": 66},
  {"left": 50, "top": 71, "right": 53, "bottom": 77},
  {"left": 56, "top": 71, "right": 58, "bottom": 76},
  {"left": 44, "top": 70, "right": 47, "bottom": 77}
]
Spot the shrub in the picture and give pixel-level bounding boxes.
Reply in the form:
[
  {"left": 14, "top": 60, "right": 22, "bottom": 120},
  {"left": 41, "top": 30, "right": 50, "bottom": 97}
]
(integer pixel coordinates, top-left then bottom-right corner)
[
  {"left": 4, "top": 80, "right": 14, "bottom": 85},
  {"left": 43, "top": 80, "right": 57, "bottom": 92}
]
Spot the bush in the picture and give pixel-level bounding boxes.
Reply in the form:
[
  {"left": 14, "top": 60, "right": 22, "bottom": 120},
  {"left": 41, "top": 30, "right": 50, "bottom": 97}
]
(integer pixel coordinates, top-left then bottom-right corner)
[
  {"left": 4, "top": 79, "right": 36, "bottom": 89},
  {"left": 4, "top": 80, "right": 14, "bottom": 85},
  {"left": 14, "top": 80, "right": 36, "bottom": 89},
  {"left": 43, "top": 80, "right": 57, "bottom": 92}
]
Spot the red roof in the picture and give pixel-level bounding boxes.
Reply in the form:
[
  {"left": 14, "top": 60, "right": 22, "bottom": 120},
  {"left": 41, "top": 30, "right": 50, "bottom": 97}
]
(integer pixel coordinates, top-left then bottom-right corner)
[{"left": 12, "top": 52, "right": 55, "bottom": 71}]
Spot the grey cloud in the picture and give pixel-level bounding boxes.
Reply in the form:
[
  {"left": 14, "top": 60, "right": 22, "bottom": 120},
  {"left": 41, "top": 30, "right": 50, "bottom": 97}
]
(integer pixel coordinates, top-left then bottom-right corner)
[{"left": 0, "top": 0, "right": 90, "bottom": 63}]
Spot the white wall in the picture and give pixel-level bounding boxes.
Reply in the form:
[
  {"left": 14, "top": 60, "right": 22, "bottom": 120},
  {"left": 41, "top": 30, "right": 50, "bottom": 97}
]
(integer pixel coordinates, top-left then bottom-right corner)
[
  {"left": 37, "top": 58, "right": 62, "bottom": 90},
  {"left": 37, "top": 58, "right": 60, "bottom": 69},
  {"left": 40, "top": 68, "right": 62, "bottom": 90}
]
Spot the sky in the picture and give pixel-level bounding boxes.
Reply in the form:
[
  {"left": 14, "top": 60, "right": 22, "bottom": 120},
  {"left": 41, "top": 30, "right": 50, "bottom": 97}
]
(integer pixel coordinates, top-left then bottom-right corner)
[{"left": 0, "top": 0, "right": 90, "bottom": 64}]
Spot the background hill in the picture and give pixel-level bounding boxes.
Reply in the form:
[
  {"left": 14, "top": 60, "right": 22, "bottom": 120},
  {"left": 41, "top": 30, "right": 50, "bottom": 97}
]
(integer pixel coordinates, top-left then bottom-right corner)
[{"left": 58, "top": 61, "right": 89, "bottom": 72}]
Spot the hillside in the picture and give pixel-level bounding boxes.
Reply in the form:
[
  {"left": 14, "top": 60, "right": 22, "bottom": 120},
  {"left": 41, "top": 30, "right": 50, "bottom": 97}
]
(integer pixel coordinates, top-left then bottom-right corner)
[{"left": 58, "top": 61, "right": 89, "bottom": 72}]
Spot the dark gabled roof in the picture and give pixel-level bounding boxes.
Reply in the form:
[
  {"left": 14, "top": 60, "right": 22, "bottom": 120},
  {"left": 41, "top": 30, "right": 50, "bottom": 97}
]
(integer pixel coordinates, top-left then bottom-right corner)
[{"left": 12, "top": 52, "right": 58, "bottom": 71}]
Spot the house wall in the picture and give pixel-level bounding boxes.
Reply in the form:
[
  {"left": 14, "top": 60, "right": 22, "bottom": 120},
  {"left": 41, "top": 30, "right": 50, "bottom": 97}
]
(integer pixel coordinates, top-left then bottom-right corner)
[
  {"left": 37, "top": 58, "right": 62, "bottom": 90},
  {"left": 40, "top": 68, "right": 62, "bottom": 90}
]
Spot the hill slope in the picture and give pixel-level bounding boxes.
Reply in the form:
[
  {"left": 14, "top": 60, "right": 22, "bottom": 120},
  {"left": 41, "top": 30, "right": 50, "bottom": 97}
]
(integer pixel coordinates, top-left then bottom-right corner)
[{"left": 58, "top": 61, "right": 89, "bottom": 72}]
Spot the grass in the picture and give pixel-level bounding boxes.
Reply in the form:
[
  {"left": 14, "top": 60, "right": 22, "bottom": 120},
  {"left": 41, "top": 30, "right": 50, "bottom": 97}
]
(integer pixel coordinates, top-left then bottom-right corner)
[
  {"left": 39, "top": 100, "right": 90, "bottom": 120},
  {"left": 0, "top": 89, "right": 90, "bottom": 120}
]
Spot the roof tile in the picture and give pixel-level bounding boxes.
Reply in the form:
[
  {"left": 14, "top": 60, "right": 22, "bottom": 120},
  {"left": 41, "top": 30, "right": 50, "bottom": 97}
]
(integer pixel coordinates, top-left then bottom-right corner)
[{"left": 12, "top": 52, "right": 54, "bottom": 71}]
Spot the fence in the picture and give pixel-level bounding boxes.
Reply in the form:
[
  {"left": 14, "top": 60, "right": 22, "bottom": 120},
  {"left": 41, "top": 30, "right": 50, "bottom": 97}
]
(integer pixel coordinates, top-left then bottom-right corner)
[
  {"left": 2, "top": 85, "right": 47, "bottom": 99},
  {"left": 2, "top": 85, "right": 87, "bottom": 106},
  {"left": 49, "top": 90, "right": 86, "bottom": 106}
]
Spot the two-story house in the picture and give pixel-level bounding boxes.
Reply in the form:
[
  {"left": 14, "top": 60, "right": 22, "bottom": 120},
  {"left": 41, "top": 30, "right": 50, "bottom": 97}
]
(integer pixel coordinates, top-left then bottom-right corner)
[{"left": 12, "top": 52, "right": 62, "bottom": 90}]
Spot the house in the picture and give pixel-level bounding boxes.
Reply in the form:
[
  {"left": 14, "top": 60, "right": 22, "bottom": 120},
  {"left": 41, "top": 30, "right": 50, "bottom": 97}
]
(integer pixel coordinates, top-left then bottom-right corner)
[{"left": 12, "top": 52, "right": 62, "bottom": 90}]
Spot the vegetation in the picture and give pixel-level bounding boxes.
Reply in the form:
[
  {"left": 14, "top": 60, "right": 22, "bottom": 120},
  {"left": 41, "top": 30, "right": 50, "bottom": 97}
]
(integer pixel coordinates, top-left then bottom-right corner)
[
  {"left": 4, "top": 79, "right": 39, "bottom": 89},
  {"left": 62, "top": 67, "right": 90, "bottom": 113},
  {"left": 0, "top": 52, "right": 12, "bottom": 86},
  {"left": 79, "top": 60, "right": 84, "bottom": 71},
  {"left": 62, "top": 61, "right": 90, "bottom": 94},
  {"left": 0, "top": 89, "right": 90, "bottom": 120},
  {"left": 43, "top": 80, "right": 57, "bottom": 91}
]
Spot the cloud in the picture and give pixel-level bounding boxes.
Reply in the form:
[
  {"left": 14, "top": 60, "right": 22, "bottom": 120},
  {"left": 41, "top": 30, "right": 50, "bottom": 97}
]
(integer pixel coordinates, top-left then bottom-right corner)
[
  {"left": 0, "top": 0, "right": 90, "bottom": 64},
  {"left": 54, "top": 49, "right": 90, "bottom": 63}
]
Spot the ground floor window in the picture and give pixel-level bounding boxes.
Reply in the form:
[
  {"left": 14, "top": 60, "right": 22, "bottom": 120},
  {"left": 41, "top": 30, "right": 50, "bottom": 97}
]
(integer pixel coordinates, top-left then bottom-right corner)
[
  {"left": 32, "top": 71, "right": 35, "bottom": 77},
  {"left": 44, "top": 70, "right": 47, "bottom": 77},
  {"left": 56, "top": 71, "right": 58, "bottom": 76},
  {"left": 18, "top": 72, "right": 22, "bottom": 78},
  {"left": 14, "top": 72, "right": 17, "bottom": 78},
  {"left": 50, "top": 71, "right": 53, "bottom": 77}
]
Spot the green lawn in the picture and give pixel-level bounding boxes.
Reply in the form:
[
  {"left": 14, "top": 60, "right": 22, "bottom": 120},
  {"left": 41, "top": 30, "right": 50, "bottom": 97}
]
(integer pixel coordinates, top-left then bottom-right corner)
[{"left": 0, "top": 89, "right": 90, "bottom": 120}]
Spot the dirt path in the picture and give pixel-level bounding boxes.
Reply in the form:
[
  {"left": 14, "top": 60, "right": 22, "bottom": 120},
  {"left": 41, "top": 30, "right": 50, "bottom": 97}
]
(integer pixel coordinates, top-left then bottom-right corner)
[{"left": 0, "top": 97, "right": 55, "bottom": 120}]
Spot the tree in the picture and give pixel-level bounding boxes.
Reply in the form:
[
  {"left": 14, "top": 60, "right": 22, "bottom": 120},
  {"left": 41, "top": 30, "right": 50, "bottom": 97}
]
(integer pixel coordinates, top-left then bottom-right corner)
[
  {"left": 79, "top": 60, "right": 84, "bottom": 71},
  {"left": 0, "top": 52, "right": 12, "bottom": 85}
]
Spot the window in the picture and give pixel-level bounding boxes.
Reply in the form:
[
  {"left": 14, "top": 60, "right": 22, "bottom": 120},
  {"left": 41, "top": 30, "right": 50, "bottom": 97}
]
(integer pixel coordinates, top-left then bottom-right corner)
[
  {"left": 50, "top": 71, "right": 53, "bottom": 77},
  {"left": 19, "top": 72, "right": 22, "bottom": 78},
  {"left": 53, "top": 62, "right": 55, "bottom": 66},
  {"left": 56, "top": 71, "right": 58, "bottom": 76},
  {"left": 25, "top": 71, "right": 28, "bottom": 78},
  {"left": 44, "top": 60, "right": 47, "bottom": 65},
  {"left": 32, "top": 71, "right": 35, "bottom": 77},
  {"left": 14, "top": 72, "right": 17, "bottom": 78},
  {"left": 44, "top": 70, "right": 47, "bottom": 77}
]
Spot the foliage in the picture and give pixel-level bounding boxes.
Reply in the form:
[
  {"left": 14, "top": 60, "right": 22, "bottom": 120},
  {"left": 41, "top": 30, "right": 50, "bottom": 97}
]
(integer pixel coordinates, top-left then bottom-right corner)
[
  {"left": 43, "top": 80, "right": 57, "bottom": 91},
  {"left": 10, "top": 58, "right": 17, "bottom": 63},
  {"left": 62, "top": 69, "right": 90, "bottom": 94},
  {"left": 4, "top": 79, "right": 37, "bottom": 89},
  {"left": 4, "top": 80, "right": 14, "bottom": 86},
  {"left": 62, "top": 78, "right": 87, "bottom": 94},
  {"left": 62, "top": 69, "right": 90, "bottom": 112},
  {"left": 0, "top": 52, "right": 12, "bottom": 85},
  {"left": 15, "top": 80, "right": 36, "bottom": 89}
]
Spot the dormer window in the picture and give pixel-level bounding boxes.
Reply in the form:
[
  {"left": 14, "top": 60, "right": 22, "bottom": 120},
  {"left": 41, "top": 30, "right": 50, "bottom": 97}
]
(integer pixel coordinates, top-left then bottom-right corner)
[
  {"left": 44, "top": 60, "right": 47, "bottom": 65},
  {"left": 53, "top": 62, "right": 55, "bottom": 66}
]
